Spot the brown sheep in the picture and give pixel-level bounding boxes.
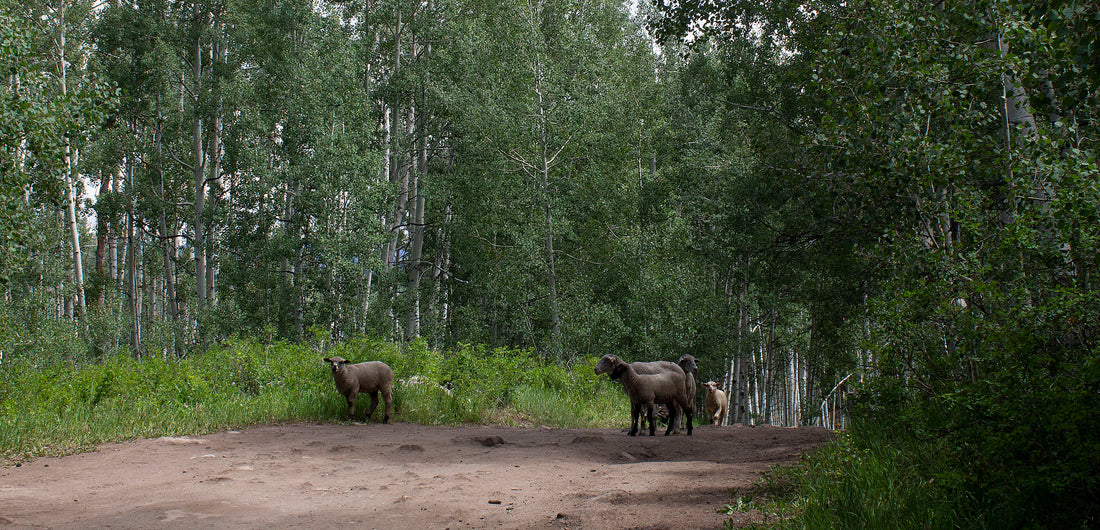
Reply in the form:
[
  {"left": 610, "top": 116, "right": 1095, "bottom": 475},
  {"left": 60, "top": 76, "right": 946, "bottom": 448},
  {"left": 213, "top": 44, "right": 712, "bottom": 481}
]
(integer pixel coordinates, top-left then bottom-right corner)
[
  {"left": 631, "top": 355, "right": 698, "bottom": 433},
  {"left": 595, "top": 355, "right": 693, "bottom": 436},
  {"left": 323, "top": 356, "right": 393, "bottom": 423}
]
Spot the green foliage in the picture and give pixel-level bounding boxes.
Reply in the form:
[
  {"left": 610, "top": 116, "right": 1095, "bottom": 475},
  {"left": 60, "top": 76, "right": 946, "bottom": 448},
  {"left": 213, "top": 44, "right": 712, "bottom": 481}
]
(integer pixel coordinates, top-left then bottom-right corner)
[
  {"left": 0, "top": 339, "right": 333, "bottom": 460},
  {"left": 323, "top": 339, "right": 623, "bottom": 427},
  {"left": 0, "top": 5, "right": 114, "bottom": 283},
  {"left": 656, "top": 0, "right": 1100, "bottom": 526},
  {"left": 0, "top": 337, "right": 625, "bottom": 462},
  {"left": 729, "top": 423, "right": 961, "bottom": 530}
]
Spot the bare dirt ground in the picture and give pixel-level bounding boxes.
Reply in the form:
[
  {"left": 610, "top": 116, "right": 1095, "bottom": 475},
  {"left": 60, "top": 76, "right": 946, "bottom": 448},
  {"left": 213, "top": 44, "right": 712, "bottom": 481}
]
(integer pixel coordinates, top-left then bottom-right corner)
[{"left": 0, "top": 422, "right": 831, "bottom": 529}]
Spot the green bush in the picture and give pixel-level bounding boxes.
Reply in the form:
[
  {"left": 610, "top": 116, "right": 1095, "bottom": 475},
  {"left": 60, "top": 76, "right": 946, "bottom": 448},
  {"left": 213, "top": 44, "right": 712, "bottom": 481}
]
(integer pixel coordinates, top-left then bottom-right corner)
[
  {"left": 0, "top": 336, "right": 627, "bottom": 462},
  {"left": 727, "top": 420, "right": 961, "bottom": 530}
]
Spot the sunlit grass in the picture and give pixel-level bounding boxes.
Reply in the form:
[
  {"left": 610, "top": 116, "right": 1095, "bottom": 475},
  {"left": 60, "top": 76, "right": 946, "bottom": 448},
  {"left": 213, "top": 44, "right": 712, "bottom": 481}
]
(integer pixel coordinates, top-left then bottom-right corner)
[
  {"left": 0, "top": 338, "right": 625, "bottom": 462},
  {"left": 509, "top": 384, "right": 626, "bottom": 429},
  {"left": 725, "top": 425, "right": 960, "bottom": 529}
]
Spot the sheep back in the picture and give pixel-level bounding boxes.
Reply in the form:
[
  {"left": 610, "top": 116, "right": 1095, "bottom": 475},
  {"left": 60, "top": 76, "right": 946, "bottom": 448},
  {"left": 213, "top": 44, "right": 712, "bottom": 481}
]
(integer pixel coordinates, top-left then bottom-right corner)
[
  {"left": 595, "top": 354, "right": 693, "bottom": 436},
  {"left": 323, "top": 356, "right": 393, "bottom": 423}
]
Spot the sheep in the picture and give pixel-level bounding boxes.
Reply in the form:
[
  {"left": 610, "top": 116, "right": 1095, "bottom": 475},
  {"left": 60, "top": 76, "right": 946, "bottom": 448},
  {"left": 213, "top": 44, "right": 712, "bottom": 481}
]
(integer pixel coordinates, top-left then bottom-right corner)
[
  {"left": 595, "top": 354, "right": 693, "bottom": 437},
  {"left": 630, "top": 355, "right": 698, "bottom": 433},
  {"left": 601, "top": 357, "right": 677, "bottom": 433},
  {"left": 702, "top": 381, "right": 727, "bottom": 426},
  {"left": 323, "top": 356, "right": 393, "bottom": 423}
]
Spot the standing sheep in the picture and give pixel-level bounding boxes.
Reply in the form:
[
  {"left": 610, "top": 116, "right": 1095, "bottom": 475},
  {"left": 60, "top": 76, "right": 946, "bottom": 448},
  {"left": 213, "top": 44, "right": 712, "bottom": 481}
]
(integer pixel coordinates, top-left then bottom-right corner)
[
  {"left": 619, "top": 360, "right": 682, "bottom": 433},
  {"left": 702, "top": 381, "right": 727, "bottom": 426},
  {"left": 631, "top": 355, "right": 698, "bottom": 433},
  {"left": 595, "top": 354, "right": 693, "bottom": 437},
  {"left": 323, "top": 356, "right": 393, "bottom": 423}
]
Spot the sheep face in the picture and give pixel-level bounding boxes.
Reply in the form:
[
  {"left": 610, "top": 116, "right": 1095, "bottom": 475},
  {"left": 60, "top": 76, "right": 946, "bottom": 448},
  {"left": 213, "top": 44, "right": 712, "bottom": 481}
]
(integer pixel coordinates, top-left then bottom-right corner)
[
  {"left": 323, "top": 356, "right": 350, "bottom": 374},
  {"left": 677, "top": 354, "right": 698, "bottom": 374},
  {"left": 594, "top": 355, "right": 631, "bottom": 380},
  {"left": 703, "top": 381, "right": 720, "bottom": 393},
  {"left": 594, "top": 355, "right": 620, "bottom": 376}
]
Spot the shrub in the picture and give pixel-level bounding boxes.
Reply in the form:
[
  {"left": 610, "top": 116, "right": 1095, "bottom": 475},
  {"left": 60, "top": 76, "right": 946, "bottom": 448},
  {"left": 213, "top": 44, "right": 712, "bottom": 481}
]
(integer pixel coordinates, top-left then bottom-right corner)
[{"left": 0, "top": 336, "right": 627, "bottom": 462}]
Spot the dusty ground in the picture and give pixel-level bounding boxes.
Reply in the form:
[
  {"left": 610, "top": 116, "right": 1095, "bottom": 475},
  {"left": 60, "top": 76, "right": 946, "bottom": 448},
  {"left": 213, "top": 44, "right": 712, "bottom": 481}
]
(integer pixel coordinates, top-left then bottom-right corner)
[{"left": 0, "top": 422, "right": 831, "bottom": 529}]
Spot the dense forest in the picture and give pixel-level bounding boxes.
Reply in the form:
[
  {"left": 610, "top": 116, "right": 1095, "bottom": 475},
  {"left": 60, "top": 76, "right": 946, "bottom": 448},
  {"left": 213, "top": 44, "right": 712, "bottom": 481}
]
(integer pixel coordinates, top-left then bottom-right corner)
[{"left": 3, "top": 0, "right": 1098, "bottom": 526}]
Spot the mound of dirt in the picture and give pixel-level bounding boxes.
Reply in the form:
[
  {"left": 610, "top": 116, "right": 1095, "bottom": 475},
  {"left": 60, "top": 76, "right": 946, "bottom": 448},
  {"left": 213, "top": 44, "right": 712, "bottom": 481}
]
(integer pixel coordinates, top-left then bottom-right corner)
[{"left": 0, "top": 422, "right": 832, "bottom": 529}]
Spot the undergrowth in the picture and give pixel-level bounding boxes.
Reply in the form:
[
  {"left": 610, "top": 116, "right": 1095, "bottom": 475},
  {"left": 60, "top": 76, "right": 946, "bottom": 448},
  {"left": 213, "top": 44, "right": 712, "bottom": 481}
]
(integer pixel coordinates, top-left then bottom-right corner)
[
  {"left": 0, "top": 337, "right": 625, "bottom": 463},
  {"left": 723, "top": 422, "right": 962, "bottom": 530}
]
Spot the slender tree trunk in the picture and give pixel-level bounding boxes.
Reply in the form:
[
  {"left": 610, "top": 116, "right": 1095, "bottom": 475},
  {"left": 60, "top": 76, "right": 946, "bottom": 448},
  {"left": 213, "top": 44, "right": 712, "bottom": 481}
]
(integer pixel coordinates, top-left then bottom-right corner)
[
  {"left": 192, "top": 18, "right": 207, "bottom": 313},
  {"left": 364, "top": 269, "right": 374, "bottom": 323},
  {"left": 64, "top": 153, "right": 85, "bottom": 319},
  {"left": 280, "top": 180, "right": 299, "bottom": 337},
  {"left": 738, "top": 274, "right": 751, "bottom": 424},
  {"left": 405, "top": 104, "right": 425, "bottom": 340},
  {"left": 94, "top": 166, "right": 111, "bottom": 308},
  {"left": 205, "top": 25, "right": 227, "bottom": 307},
  {"left": 404, "top": 5, "right": 432, "bottom": 341},
  {"left": 294, "top": 243, "right": 304, "bottom": 339},
  {"left": 155, "top": 110, "right": 180, "bottom": 355},
  {"left": 57, "top": 3, "right": 86, "bottom": 321},
  {"left": 125, "top": 157, "right": 141, "bottom": 356},
  {"left": 385, "top": 6, "right": 411, "bottom": 339},
  {"left": 430, "top": 203, "right": 453, "bottom": 348},
  {"left": 206, "top": 121, "right": 219, "bottom": 306},
  {"left": 533, "top": 56, "right": 561, "bottom": 352},
  {"left": 110, "top": 164, "right": 119, "bottom": 283}
]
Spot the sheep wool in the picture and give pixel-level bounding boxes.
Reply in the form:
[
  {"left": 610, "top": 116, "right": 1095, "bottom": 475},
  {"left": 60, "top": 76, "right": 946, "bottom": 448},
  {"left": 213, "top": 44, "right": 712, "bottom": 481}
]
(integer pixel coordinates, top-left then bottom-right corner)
[
  {"left": 702, "top": 381, "right": 727, "bottom": 426},
  {"left": 595, "top": 354, "right": 693, "bottom": 437},
  {"left": 323, "top": 356, "right": 394, "bottom": 424}
]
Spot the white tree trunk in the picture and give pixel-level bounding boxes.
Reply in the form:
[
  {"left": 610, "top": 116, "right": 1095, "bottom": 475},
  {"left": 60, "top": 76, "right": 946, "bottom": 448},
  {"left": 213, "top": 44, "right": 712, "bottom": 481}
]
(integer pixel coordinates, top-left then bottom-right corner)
[
  {"left": 58, "top": 2, "right": 86, "bottom": 320},
  {"left": 192, "top": 27, "right": 207, "bottom": 311}
]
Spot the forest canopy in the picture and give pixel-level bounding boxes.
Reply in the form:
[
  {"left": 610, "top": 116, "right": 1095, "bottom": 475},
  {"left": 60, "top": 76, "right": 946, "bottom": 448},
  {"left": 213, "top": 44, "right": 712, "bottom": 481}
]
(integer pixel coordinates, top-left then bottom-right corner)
[{"left": 2, "top": 0, "right": 1098, "bottom": 526}]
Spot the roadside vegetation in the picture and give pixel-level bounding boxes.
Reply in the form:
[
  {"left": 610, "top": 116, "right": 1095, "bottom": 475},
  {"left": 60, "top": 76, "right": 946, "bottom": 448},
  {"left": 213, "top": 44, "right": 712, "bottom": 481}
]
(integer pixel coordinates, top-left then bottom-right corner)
[
  {"left": 3, "top": 0, "right": 1098, "bottom": 527},
  {"left": 0, "top": 335, "right": 623, "bottom": 463}
]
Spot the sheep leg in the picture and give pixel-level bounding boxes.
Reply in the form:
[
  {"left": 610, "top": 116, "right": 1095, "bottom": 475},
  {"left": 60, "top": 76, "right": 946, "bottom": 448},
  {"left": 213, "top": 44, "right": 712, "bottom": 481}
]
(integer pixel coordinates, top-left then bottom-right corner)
[
  {"left": 365, "top": 391, "right": 379, "bottom": 421},
  {"left": 381, "top": 388, "right": 392, "bottom": 424},
  {"left": 663, "top": 402, "right": 677, "bottom": 436},
  {"left": 628, "top": 403, "right": 642, "bottom": 436},
  {"left": 345, "top": 392, "right": 357, "bottom": 421},
  {"left": 647, "top": 403, "right": 657, "bottom": 436}
]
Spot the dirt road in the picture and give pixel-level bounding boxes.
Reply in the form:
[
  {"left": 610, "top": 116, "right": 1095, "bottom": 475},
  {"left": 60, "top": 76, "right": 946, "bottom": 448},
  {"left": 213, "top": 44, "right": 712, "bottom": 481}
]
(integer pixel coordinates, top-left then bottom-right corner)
[{"left": 0, "top": 422, "right": 831, "bottom": 529}]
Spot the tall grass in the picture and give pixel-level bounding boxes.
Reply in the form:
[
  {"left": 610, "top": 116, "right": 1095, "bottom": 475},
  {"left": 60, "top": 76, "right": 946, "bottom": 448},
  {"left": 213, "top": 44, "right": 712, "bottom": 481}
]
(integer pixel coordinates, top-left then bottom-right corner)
[
  {"left": 727, "top": 421, "right": 962, "bottom": 529},
  {"left": 0, "top": 337, "right": 626, "bottom": 462}
]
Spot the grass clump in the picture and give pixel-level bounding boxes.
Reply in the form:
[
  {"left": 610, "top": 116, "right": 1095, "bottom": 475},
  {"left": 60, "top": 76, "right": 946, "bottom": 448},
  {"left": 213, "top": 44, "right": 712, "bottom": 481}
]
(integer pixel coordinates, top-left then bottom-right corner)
[
  {"left": 0, "top": 337, "right": 626, "bottom": 463},
  {"left": 723, "top": 422, "right": 961, "bottom": 530},
  {"left": 0, "top": 340, "right": 335, "bottom": 461}
]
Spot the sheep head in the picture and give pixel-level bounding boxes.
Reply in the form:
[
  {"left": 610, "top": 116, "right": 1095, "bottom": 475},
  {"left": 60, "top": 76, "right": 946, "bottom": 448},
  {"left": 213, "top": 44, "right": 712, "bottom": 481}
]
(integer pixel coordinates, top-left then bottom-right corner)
[
  {"left": 593, "top": 354, "right": 615, "bottom": 375},
  {"left": 594, "top": 355, "right": 631, "bottom": 381},
  {"left": 677, "top": 354, "right": 698, "bottom": 374},
  {"left": 323, "top": 356, "right": 350, "bottom": 374},
  {"left": 703, "top": 381, "right": 720, "bottom": 393},
  {"left": 594, "top": 354, "right": 626, "bottom": 377}
]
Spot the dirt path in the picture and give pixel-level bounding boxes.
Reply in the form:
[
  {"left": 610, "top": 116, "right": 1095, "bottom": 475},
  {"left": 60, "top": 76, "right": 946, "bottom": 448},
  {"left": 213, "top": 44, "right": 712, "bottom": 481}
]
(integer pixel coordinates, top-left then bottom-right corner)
[{"left": 0, "top": 422, "right": 831, "bottom": 529}]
